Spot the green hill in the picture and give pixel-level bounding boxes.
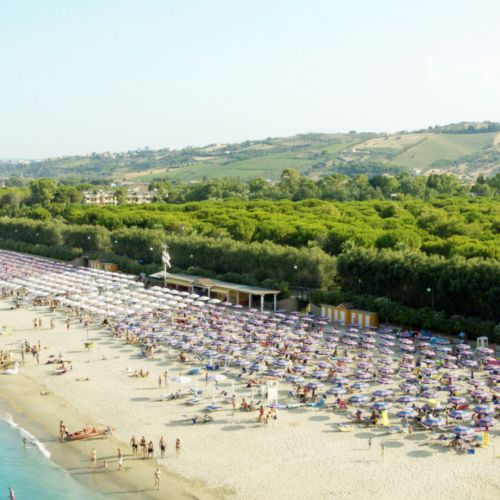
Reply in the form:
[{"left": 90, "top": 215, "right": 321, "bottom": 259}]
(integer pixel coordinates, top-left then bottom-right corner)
[{"left": 1, "top": 122, "right": 498, "bottom": 182}]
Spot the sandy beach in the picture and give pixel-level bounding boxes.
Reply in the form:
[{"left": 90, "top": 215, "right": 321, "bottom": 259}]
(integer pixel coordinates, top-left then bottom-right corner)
[{"left": 0, "top": 299, "right": 499, "bottom": 500}]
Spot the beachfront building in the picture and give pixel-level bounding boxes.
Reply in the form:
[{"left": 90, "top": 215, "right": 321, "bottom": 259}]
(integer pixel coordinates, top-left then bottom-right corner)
[
  {"left": 321, "top": 303, "right": 378, "bottom": 328},
  {"left": 149, "top": 271, "right": 280, "bottom": 312},
  {"left": 83, "top": 190, "right": 118, "bottom": 205},
  {"left": 82, "top": 188, "right": 155, "bottom": 205}
]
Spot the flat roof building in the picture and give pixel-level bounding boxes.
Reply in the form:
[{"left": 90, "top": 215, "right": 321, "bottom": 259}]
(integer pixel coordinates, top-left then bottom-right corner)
[{"left": 149, "top": 271, "right": 280, "bottom": 311}]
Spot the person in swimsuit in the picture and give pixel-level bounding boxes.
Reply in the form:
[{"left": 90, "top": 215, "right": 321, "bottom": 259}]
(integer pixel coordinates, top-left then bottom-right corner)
[
  {"left": 90, "top": 448, "right": 97, "bottom": 468},
  {"left": 175, "top": 438, "right": 181, "bottom": 457},
  {"left": 140, "top": 436, "right": 147, "bottom": 457},
  {"left": 130, "top": 435, "right": 138, "bottom": 454},
  {"left": 117, "top": 448, "right": 123, "bottom": 471},
  {"left": 159, "top": 436, "right": 166, "bottom": 458},
  {"left": 147, "top": 441, "right": 154, "bottom": 458},
  {"left": 154, "top": 466, "right": 161, "bottom": 490}
]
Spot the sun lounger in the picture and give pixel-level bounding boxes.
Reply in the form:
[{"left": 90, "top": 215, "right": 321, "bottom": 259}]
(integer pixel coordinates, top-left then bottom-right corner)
[{"left": 286, "top": 403, "right": 305, "bottom": 409}]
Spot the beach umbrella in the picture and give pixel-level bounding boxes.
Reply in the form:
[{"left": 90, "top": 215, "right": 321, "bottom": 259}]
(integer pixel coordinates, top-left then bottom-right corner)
[
  {"left": 372, "top": 401, "right": 391, "bottom": 410},
  {"left": 287, "top": 375, "right": 304, "bottom": 384},
  {"left": 449, "top": 410, "right": 471, "bottom": 420},
  {"left": 327, "top": 387, "right": 347, "bottom": 396},
  {"left": 461, "top": 360, "right": 478, "bottom": 368},
  {"left": 349, "top": 394, "right": 369, "bottom": 404},
  {"left": 397, "top": 409, "right": 417, "bottom": 418},
  {"left": 306, "top": 382, "right": 324, "bottom": 390},
  {"left": 378, "top": 377, "right": 393, "bottom": 385},
  {"left": 397, "top": 395, "right": 417, "bottom": 405},
  {"left": 477, "top": 417, "right": 496, "bottom": 428},
  {"left": 208, "top": 374, "right": 227, "bottom": 383},
  {"left": 448, "top": 396, "right": 466, "bottom": 405},
  {"left": 170, "top": 376, "right": 190, "bottom": 384},
  {"left": 422, "top": 416, "right": 445, "bottom": 428},
  {"left": 330, "top": 376, "right": 349, "bottom": 385},
  {"left": 350, "top": 382, "right": 369, "bottom": 391},
  {"left": 474, "top": 404, "right": 494, "bottom": 415},
  {"left": 421, "top": 390, "right": 439, "bottom": 399},
  {"left": 452, "top": 426, "right": 474, "bottom": 436},
  {"left": 373, "top": 389, "right": 393, "bottom": 398}
]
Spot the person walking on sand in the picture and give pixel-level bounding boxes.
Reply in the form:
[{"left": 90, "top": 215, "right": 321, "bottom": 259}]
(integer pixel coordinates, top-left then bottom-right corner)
[
  {"left": 130, "top": 435, "right": 138, "bottom": 455},
  {"left": 175, "top": 438, "right": 181, "bottom": 457},
  {"left": 140, "top": 436, "right": 147, "bottom": 458},
  {"left": 158, "top": 374, "right": 162, "bottom": 388},
  {"left": 50, "top": 319, "right": 55, "bottom": 330},
  {"left": 33, "top": 318, "right": 38, "bottom": 330},
  {"left": 147, "top": 440, "right": 154, "bottom": 458},
  {"left": 117, "top": 448, "right": 124, "bottom": 471},
  {"left": 90, "top": 448, "right": 97, "bottom": 468},
  {"left": 163, "top": 370, "right": 168, "bottom": 387},
  {"left": 66, "top": 318, "right": 70, "bottom": 331},
  {"left": 154, "top": 466, "right": 161, "bottom": 490},
  {"left": 38, "top": 318, "right": 42, "bottom": 329},
  {"left": 258, "top": 405, "right": 265, "bottom": 423},
  {"left": 159, "top": 436, "right": 166, "bottom": 458}
]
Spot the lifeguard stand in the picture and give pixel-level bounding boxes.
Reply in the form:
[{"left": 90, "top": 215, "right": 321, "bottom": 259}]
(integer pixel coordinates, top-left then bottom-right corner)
[
  {"left": 477, "top": 336, "right": 488, "bottom": 348},
  {"left": 267, "top": 380, "right": 279, "bottom": 405}
]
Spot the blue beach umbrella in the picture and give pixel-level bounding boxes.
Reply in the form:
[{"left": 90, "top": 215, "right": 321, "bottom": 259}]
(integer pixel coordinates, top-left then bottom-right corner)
[
  {"left": 397, "top": 409, "right": 417, "bottom": 418},
  {"left": 372, "top": 401, "right": 391, "bottom": 410},
  {"left": 349, "top": 394, "right": 369, "bottom": 404}
]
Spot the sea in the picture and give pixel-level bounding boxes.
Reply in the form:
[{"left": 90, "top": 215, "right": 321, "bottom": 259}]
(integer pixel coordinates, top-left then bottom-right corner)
[{"left": 0, "top": 415, "right": 101, "bottom": 500}]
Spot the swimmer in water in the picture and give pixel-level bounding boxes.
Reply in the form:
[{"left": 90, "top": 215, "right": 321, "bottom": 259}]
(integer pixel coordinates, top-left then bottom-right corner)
[{"left": 9, "top": 486, "right": 15, "bottom": 500}]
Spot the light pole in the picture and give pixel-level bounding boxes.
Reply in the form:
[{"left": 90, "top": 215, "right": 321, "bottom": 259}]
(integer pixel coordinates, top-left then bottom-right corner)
[
  {"left": 294, "top": 264, "right": 301, "bottom": 299},
  {"left": 426, "top": 287, "right": 435, "bottom": 310}
]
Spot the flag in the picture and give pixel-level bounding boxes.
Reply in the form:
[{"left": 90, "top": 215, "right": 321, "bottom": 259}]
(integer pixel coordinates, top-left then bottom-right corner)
[{"left": 161, "top": 248, "right": 171, "bottom": 268}]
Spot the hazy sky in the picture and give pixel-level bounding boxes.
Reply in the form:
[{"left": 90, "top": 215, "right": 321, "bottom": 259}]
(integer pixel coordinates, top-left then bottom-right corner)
[{"left": 1, "top": 0, "right": 499, "bottom": 158}]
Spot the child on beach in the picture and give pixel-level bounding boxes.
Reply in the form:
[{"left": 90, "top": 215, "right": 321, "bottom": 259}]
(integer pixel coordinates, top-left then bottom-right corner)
[{"left": 154, "top": 466, "right": 161, "bottom": 490}]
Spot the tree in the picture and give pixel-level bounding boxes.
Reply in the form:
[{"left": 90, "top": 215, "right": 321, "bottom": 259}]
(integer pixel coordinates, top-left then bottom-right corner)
[{"left": 29, "top": 179, "right": 57, "bottom": 206}]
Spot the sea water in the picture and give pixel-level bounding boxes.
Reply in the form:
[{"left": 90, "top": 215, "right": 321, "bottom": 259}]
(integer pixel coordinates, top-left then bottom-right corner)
[{"left": 0, "top": 416, "right": 101, "bottom": 499}]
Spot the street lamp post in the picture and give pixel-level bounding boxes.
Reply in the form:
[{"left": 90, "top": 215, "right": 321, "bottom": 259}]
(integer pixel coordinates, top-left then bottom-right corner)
[
  {"left": 426, "top": 287, "right": 435, "bottom": 310},
  {"left": 294, "top": 264, "right": 301, "bottom": 299}
]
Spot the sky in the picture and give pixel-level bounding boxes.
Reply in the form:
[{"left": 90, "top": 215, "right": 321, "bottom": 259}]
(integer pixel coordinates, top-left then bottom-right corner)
[{"left": 1, "top": 0, "right": 499, "bottom": 159}]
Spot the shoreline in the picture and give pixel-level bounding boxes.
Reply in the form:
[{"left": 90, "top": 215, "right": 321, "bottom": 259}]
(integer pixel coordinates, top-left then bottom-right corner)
[
  {"left": 0, "top": 295, "right": 499, "bottom": 500},
  {"left": 0, "top": 372, "right": 226, "bottom": 500}
]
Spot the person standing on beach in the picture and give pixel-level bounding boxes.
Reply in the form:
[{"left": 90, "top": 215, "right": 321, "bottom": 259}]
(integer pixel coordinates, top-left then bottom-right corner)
[
  {"left": 175, "top": 438, "right": 181, "bottom": 457},
  {"left": 130, "top": 436, "right": 138, "bottom": 455},
  {"left": 117, "top": 448, "right": 123, "bottom": 471},
  {"left": 33, "top": 318, "right": 38, "bottom": 330},
  {"left": 258, "top": 405, "right": 265, "bottom": 423},
  {"left": 140, "top": 436, "right": 147, "bottom": 458},
  {"left": 163, "top": 370, "right": 168, "bottom": 387},
  {"left": 90, "top": 448, "right": 97, "bottom": 468},
  {"left": 159, "top": 436, "right": 166, "bottom": 458},
  {"left": 147, "top": 440, "right": 154, "bottom": 458},
  {"left": 154, "top": 466, "right": 161, "bottom": 490},
  {"left": 50, "top": 319, "right": 55, "bottom": 330},
  {"left": 158, "top": 374, "right": 162, "bottom": 388},
  {"left": 38, "top": 318, "right": 42, "bottom": 329},
  {"left": 59, "top": 421, "right": 66, "bottom": 442}
]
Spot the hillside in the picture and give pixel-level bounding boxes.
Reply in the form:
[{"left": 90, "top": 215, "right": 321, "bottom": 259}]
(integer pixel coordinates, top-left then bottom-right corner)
[{"left": 1, "top": 122, "right": 499, "bottom": 182}]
